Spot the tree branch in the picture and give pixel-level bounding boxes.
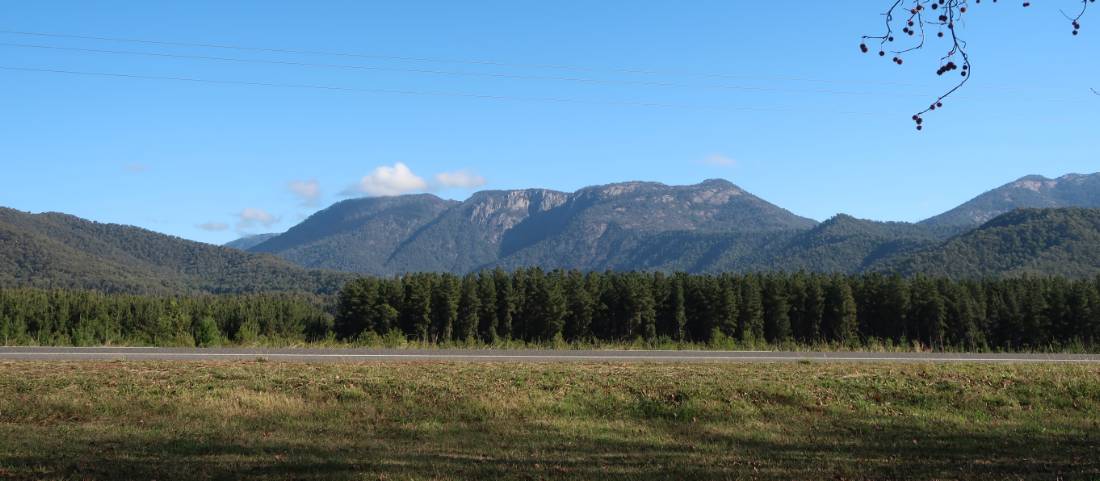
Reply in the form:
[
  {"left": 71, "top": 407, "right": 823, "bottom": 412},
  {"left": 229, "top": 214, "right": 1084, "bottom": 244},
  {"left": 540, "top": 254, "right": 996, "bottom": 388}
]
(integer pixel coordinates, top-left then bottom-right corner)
[{"left": 862, "top": 0, "right": 1092, "bottom": 130}]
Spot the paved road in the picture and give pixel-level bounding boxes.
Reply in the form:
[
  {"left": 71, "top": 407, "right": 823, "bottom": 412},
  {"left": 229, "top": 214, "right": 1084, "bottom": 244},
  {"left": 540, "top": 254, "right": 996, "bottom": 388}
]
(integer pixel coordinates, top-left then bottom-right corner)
[{"left": 1, "top": 347, "right": 1098, "bottom": 363}]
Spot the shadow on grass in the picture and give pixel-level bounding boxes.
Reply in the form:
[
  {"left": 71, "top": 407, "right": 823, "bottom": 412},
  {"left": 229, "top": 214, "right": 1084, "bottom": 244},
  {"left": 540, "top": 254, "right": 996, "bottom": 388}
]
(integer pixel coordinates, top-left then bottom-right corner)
[{"left": 2, "top": 413, "right": 1097, "bottom": 481}]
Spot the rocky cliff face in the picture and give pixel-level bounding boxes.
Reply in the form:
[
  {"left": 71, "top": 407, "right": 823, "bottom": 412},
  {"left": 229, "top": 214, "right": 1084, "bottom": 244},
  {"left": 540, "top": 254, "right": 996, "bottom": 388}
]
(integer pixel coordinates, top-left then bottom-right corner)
[
  {"left": 247, "top": 179, "right": 817, "bottom": 275},
  {"left": 384, "top": 189, "right": 570, "bottom": 273}
]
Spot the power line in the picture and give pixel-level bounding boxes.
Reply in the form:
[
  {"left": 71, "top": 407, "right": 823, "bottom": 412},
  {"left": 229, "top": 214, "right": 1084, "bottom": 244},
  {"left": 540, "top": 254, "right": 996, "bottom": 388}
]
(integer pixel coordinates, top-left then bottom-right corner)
[
  {"left": 0, "top": 42, "right": 927, "bottom": 98},
  {"left": 0, "top": 28, "right": 946, "bottom": 89},
  {"left": 0, "top": 65, "right": 886, "bottom": 116},
  {"left": 1, "top": 29, "right": 1077, "bottom": 95}
]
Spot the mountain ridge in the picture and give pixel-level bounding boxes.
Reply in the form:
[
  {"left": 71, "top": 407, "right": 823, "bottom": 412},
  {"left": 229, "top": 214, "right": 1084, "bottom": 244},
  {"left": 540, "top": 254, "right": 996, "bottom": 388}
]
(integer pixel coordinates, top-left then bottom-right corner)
[
  {"left": 247, "top": 179, "right": 818, "bottom": 276},
  {"left": 921, "top": 172, "right": 1100, "bottom": 228}
]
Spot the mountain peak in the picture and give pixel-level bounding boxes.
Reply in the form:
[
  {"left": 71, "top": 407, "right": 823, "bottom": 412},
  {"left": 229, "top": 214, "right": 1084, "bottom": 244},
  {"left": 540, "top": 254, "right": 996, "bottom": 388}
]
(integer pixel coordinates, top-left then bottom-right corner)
[
  {"left": 922, "top": 172, "right": 1100, "bottom": 228},
  {"left": 697, "top": 178, "right": 737, "bottom": 188}
]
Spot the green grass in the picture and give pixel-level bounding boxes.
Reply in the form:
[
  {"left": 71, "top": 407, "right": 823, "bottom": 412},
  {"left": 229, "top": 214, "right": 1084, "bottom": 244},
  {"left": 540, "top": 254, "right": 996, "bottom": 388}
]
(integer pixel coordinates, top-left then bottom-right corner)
[{"left": 0, "top": 361, "right": 1098, "bottom": 480}]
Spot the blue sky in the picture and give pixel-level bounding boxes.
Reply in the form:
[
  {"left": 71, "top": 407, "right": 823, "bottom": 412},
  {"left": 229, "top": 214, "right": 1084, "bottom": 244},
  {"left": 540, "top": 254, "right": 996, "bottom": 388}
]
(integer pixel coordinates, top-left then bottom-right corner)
[{"left": 1, "top": 1, "right": 1098, "bottom": 244}]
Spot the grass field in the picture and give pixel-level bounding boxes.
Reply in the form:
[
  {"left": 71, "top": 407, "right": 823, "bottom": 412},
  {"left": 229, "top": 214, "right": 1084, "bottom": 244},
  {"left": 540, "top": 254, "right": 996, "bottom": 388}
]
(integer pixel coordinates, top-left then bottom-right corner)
[{"left": 0, "top": 361, "right": 1098, "bottom": 480}]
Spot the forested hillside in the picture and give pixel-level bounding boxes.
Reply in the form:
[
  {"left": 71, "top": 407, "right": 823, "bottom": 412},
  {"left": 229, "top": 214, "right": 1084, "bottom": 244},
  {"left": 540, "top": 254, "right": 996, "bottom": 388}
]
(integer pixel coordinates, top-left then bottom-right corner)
[
  {"left": 249, "top": 194, "right": 458, "bottom": 273},
  {"left": 0, "top": 208, "right": 350, "bottom": 294},
  {"left": 891, "top": 208, "right": 1100, "bottom": 278}
]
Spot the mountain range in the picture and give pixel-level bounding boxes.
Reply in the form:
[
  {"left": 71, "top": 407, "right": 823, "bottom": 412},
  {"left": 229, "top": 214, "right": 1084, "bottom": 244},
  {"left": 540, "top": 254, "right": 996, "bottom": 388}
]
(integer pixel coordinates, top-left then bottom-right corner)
[
  {"left": 238, "top": 173, "right": 1100, "bottom": 278},
  {"left": 3, "top": 172, "right": 1100, "bottom": 295}
]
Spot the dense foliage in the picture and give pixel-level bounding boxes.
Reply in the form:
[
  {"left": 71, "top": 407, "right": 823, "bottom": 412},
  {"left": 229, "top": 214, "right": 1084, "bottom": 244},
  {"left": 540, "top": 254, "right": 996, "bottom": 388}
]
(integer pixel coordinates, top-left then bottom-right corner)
[
  {"left": 336, "top": 269, "right": 1100, "bottom": 351},
  {"left": 4, "top": 268, "right": 1100, "bottom": 351},
  {"left": 0, "top": 289, "right": 333, "bottom": 346}
]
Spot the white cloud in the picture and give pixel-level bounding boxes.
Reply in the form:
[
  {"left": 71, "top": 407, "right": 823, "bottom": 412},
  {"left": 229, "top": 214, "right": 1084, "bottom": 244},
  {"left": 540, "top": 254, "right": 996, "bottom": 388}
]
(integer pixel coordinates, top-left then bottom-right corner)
[
  {"left": 702, "top": 154, "right": 736, "bottom": 167},
  {"left": 236, "top": 208, "right": 279, "bottom": 233},
  {"left": 434, "top": 170, "right": 487, "bottom": 189},
  {"left": 124, "top": 163, "right": 149, "bottom": 173},
  {"left": 196, "top": 222, "right": 229, "bottom": 232},
  {"left": 288, "top": 179, "right": 321, "bottom": 206},
  {"left": 343, "top": 162, "right": 429, "bottom": 197}
]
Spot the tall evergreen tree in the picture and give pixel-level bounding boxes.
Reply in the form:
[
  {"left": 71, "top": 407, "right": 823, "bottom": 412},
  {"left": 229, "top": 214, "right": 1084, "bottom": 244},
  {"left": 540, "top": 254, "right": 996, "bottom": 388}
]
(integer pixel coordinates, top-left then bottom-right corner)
[
  {"left": 908, "top": 277, "right": 946, "bottom": 348},
  {"left": 402, "top": 276, "right": 433, "bottom": 341},
  {"left": 493, "top": 268, "right": 514, "bottom": 340},
  {"left": 564, "top": 270, "right": 594, "bottom": 341},
  {"left": 763, "top": 277, "right": 791, "bottom": 343},
  {"left": 738, "top": 276, "right": 763, "bottom": 342},
  {"left": 455, "top": 275, "right": 480, "bottom": 342},
  {"left": 429, "top": 275, "right": 459, "bottom": 342},
  {"left": 823, "top": 278, "right": 858, "bottom": 344},
  {"left": 476, "top": 273, "right": 498, "bottom": 342}
]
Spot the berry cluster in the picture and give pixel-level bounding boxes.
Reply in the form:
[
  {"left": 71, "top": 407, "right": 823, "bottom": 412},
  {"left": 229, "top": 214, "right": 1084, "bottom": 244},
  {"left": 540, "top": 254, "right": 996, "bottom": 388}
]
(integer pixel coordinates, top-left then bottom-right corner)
[{"left": 860, "top": 0, "right": 1091, "bottom": 131}]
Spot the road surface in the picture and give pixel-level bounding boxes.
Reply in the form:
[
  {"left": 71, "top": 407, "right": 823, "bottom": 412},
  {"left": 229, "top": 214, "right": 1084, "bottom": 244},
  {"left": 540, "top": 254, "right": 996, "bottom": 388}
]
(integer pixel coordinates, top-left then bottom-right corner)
[{"left": 0, "top": 347, "right": 1098, "bottom": 363}]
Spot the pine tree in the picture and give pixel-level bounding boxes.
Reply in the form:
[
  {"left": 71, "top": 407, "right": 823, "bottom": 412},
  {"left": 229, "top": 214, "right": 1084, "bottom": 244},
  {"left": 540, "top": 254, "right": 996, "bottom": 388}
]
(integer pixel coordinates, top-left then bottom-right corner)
[
  {"left": 668, "top": 274, "right": 688, "bottom": 341},
  {"left": 333, "top": 281, "right": 361, "bottom": 339},
  {"left": 476, "top": 272, "right": 498, "bottom": 342},
  {"left": 763, "top": 277, "right": 791, "bottom": 343},
  {"left": 430, "top": 274, "right": 459, "bottom": 343},
  {"left": 823, "top": 278, "right": 858, "bottom": 344},
  {"left": 908, "top": 277, "right": 946, "bottom": 349},
  {"left": 493, "top": 268, "right": 514, "bottom": 340},
  {"left": 455, "top": 275, "right": 480, "bottom": 342},
  {"left": 564, "top": 270, "right": 594, "bottom": 341},
  {"left": 738, "top": 276, "right": 763, "bottom": 342},
  {"left": 537, "top": 271, "right": 568, "bottom": 341},
  {"left": 402, "top": 275, "right": 433, "bottom": 341}
]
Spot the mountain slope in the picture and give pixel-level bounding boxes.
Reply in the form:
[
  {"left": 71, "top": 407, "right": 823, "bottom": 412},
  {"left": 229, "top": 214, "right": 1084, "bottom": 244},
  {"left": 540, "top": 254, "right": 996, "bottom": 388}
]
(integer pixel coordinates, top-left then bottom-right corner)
[
  {"left": 225, "top": 233, "right": 280, "bottom": 251},
  {"left": 891, "top": 208, "right": 1100, "bottom": 278},
  {"left": 0, "top": 208, "right": 349, "bottom": 294},
  {"left": 922, "top": 173, "right": 1100, "bottom": 228},
  {"left": 249, "top": 194, "right": 457, "bottom": 274},
  {"left": 384, "top": 189, "right": 569, "bottom": 273},
  {"left": 733, "top": 214, "right": 942, "bottom": 273}
]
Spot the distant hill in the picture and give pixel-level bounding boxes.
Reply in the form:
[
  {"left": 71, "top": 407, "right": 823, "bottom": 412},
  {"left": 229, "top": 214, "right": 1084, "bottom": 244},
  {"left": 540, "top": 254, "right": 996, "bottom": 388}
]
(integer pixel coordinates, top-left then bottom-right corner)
[
  {"left": 734, "top": 214, "right": 943, "bottom": 273},
  {"left": 249, "top": 179, "right": 817, "bottom": 275},
  {"left": 9, "top": 173, "right": 1100, "bottom": 287},
  {"left": 921, "top": 173, "right": 1100, "bottom": 228},
  {"left": 890, "top": 208, "right": 1100, "bottom": 278},
  {"left": 224, "top": 233, "right": 280, "bottom": 251},
  {"left": 249, "top": 194, "right": 458, "bottom": 274},
  {"left": 595, "top": 215, "right": 943, "bottom": 274},
  {"left": 0, "top": 208, "right": 350, "bottom": 294}
]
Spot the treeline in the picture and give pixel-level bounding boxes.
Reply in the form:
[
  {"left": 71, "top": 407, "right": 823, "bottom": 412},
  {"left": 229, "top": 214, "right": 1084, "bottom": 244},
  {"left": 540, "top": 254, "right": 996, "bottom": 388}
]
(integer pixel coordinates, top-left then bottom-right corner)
[
  {"left": 4, "top": 271, "right": 1100, "bottom": 350},
  {"left": 337, "top": 270, "right": 1100, "bottom": 350},
  {"left": 0, "top": 289, "right": 333, "bottom": 346}
]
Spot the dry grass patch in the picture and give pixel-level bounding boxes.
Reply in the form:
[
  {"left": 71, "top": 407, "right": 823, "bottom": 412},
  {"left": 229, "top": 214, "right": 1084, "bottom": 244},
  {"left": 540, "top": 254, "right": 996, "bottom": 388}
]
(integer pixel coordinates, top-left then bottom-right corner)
[{"left": 0, "top": 361, "right": 1097, "bottom": 480}]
